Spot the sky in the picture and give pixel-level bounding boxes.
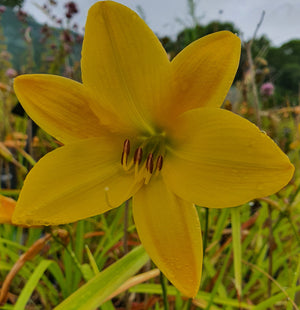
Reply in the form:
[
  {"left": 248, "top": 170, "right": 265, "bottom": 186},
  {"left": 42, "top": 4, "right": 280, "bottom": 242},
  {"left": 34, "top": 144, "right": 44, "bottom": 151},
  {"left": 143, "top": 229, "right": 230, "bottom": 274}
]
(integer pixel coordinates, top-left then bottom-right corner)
[{"left": 23, "top": 0, "right": 300, "bottom": 46}]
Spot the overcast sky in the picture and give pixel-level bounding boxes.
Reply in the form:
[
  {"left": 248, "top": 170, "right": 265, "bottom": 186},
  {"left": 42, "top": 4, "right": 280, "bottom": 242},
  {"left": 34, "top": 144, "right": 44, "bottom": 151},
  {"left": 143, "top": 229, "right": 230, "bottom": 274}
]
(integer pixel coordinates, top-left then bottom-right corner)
[{"left": 23, "top": 0, "right": 300, "bottom": 46}]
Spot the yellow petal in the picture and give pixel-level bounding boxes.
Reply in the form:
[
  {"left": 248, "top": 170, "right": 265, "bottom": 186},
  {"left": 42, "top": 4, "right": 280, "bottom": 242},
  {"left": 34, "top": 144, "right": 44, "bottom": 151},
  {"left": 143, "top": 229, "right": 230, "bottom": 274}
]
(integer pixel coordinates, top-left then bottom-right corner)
[
  {"left": 132, "top": 177, "right": 202, "bottom": 297},
  {"left": 14, "top": 74, "right": 107, "bottom": 144},
  {"left": 0, "top": 195, "right": 16, "bottom": 224},
  {"left": 163, "top": 108, "right": 294, "bottom": 208},
  {"left": 81, "top": 1, "right": 170, "bottom": 134},
  {"left": 164, "top": 31, "right": 240, "bottom": 120},
  {"left": 13, "top": 137, "right": 142, "bottom": 226}
]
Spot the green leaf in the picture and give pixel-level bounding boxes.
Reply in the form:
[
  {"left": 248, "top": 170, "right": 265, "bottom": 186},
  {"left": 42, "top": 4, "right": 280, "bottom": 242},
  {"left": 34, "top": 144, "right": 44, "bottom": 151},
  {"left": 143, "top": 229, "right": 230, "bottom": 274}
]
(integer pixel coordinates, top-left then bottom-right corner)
[
  {"left": 0, "top": 237, "right": 27, "bottom": 251},
  {"left": 85, "top": 244, "right": 99, "bottom": 275},
  {"left": 205, "top": 248, "right": 231, "bottom": 310},
  {"left": 14, "top": 260, "right": 53, "bottom": 310},
  {"left": 47, "top": 261, "right": 68, "bottom": 299},
  {"left": 252, "top": 285, "right": 300, "bottom": 310},
  {"left": 100, "top": 300, "right": 115, "bottom": 310},
  {"left": 81, "top": 263, "right": 95, "bottom": 281},
  {"left": 129, "top": 283, "right": 254, "bottom": 309},
  {"left": 54, "top": 246, "right": 149, "bottom": 310},
  {"left": 286, "top": 255, "right": 300, "bottom": 310}
]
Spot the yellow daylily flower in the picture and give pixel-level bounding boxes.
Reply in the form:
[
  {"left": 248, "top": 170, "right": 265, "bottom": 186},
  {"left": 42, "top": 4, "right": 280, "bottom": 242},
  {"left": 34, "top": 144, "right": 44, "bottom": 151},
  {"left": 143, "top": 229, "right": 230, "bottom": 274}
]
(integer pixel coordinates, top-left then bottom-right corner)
[
  {"left": 0, "top": 195, "right": 16, "bottom": 224},
  {"left": 12, "top": 1, "right": 293, "bottom": 297}
]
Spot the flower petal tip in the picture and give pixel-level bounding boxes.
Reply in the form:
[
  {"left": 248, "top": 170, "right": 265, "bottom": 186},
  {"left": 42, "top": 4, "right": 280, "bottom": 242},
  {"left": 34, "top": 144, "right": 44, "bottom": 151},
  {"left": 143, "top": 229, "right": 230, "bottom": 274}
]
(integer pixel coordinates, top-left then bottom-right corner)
[
  {"left": 0, "top": 195, "right": 16, "bottom": 224},
  {"left": 87, "top": 0, "right": 129, "bottom": 17},
  {"left": 174, "top": 278, "right": 200, "bottom": 299},
  {"left": 11, "top": 208, "right": 46, "bottom": 227},
  {"left": 13, "top": 74, "right": 30, "bottom": 91},
  {"left": 286, "top": 160, "right": 295, "bottom": 183},
  {"left": 210, "top": 30, "right": 241, "bottom": 46}
]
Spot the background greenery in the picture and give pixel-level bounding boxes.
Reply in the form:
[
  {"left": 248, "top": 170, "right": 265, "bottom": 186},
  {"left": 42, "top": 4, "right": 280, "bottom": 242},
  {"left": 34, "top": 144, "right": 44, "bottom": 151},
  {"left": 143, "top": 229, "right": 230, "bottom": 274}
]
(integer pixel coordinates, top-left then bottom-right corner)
[{"left": 0, "top": 1, "right": 299, "bottom": 309}]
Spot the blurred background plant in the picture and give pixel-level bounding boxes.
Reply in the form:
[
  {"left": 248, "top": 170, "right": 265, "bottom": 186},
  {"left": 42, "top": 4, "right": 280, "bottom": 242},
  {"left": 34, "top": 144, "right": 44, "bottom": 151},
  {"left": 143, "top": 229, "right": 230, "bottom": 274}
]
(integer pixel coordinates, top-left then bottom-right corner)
[{"left": 0, "top": 0, "right": 299, "bottom": 309}]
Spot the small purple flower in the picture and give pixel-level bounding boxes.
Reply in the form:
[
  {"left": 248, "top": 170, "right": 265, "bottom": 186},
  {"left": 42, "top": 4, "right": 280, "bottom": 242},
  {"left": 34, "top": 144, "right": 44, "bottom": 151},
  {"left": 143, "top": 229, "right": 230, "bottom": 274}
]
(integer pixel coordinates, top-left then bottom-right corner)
[
  {"left": 5, "top": 68, "right": 18, "bottom": 79},
  {"left": 1, "top": 51, "right": 11, "bottom": 61},
  {"left": 0, "top": 5, "right": 6, "bottom": 13},
  {"left": 64, "top": 1, "right": 78, "bottom": 19},
  {"left": 260, "top": 82, "right": 274, "bottom": 97}
]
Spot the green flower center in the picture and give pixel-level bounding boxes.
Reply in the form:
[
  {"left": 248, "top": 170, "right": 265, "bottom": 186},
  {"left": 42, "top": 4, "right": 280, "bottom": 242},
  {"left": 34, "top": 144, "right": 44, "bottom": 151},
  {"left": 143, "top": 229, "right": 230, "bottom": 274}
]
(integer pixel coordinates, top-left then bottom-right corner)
[{"left": 121, "top": 133, "right": 167, "bottom": 184}]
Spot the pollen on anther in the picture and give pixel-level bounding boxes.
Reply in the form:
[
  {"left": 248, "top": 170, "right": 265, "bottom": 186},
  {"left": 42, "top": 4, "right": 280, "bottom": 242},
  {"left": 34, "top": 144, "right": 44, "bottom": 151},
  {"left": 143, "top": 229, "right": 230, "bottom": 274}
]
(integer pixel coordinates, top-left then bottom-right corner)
[{"left": 146, "top": 153, "right": 154, "bottom": 173}]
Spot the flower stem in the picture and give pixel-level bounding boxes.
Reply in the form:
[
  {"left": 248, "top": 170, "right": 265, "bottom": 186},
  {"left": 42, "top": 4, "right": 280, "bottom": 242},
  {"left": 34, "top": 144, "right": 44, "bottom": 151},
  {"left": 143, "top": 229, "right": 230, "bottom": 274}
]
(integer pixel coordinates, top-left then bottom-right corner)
[
  {"left": 287, "top": 214, "right": 300, "bottom": 248},
  {"left": 184, "top": 299, "right": 192, "bottom": 310},
  {"left": 203, "top": 208, "right": 209, "bottom": 254},
  {"left": 123, "top": 199, "right": 130, "bottom": 309},
  {"left": 160, "top": 272, "right": 169, "bottom": 310},
  {"left": 231, "top": 207, "right": 242, "bottom": 298},
  {"left": 267, "top": 204, "right": 274, "bottom": 298},
  {"left": 123, "top": 199, "right": 130, "bottom": 254},
  {"left": 245, "top": 41, "right": 262, "bottom": 128}
]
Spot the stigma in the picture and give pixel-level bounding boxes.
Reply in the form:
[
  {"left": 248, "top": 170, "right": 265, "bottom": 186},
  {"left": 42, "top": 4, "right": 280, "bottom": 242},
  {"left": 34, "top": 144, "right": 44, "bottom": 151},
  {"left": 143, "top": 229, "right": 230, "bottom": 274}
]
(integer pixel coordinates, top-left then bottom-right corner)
[{"left": 120, "top": 138, "right": 164, "bottom": 184}]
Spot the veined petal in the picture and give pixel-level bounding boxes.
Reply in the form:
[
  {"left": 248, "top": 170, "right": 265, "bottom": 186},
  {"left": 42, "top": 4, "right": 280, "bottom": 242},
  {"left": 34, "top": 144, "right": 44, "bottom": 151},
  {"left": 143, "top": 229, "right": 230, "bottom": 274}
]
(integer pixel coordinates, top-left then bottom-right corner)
[
  {"left": 82, "top": 1, "right": 170, "bottom": 134},
  {"left": 0, "top": 195, "right": 16, "bottom": 224},
  {"left": 132, "top": 177, "right": 202, "bottom": 297},
  {"left": 163, "top": 108, "right": 294, "bottom": 208},
  {"left": 14, "top": 74, "right": 107, "bottom": 144},
  {"left": 164, "top": 31, "right": 240, "bottom": 120},
  {"left": 12, "top": 137, "right": 142, "bottom": 226}
]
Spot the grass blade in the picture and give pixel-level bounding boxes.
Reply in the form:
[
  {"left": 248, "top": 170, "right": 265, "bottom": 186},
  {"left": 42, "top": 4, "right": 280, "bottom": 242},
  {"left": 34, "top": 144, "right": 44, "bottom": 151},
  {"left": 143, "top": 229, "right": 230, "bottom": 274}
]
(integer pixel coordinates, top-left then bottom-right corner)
[
  {"left": 287, "top": 255, "right": 300, "bottom": 310},
  {"left": 54, "top": 246, "right": 149, "bottom": 310},
  {"left": 14, "top": 260, "right": 53, "bottom": 310}
]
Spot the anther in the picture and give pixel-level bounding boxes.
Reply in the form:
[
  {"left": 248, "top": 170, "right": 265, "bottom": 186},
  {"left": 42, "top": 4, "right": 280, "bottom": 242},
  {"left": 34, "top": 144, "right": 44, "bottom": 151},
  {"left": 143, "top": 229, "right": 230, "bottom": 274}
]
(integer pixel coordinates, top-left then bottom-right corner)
[
  {"left": 123, "top": 139, "right": 130, "bottom": 155},
  {"left": 156, "top": 155, "right": 163, "bottom": 171},
  {"left": 121, "top": 139, "right": 130, "bottom": 166},
  {"left": 134, "top": 147, "right": 143, "bottom": 165},
  {"left": 146, "top": 153, "right": 154, "bottom": 174}
]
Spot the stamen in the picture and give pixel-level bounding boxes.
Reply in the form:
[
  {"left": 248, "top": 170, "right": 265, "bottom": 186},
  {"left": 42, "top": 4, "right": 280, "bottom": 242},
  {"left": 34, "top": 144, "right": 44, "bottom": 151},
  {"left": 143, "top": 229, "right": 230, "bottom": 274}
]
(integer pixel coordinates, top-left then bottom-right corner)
[
  {"left": 156, "top": 155, "right": 163, "bottom": 171},
  {"left": 121, "top": 139, "right": 130, "bottom": 168},
  {"left": 120, "top": 136, "right": 165, "bottom": 184},
  {"left": 134, "top": 147, "right": 143, "bottom": 177},
  {"left": 124, "top": 139, "right": 130, "bottom": 155},
  {"left": 144, "top": 170, "right": 152, "bottom": 185},
  {"left": 134, "top": 147, "right": 143, "bottom": 165},
  {"left": 146, "top": 153, "right": 154, "bottom": 174}
]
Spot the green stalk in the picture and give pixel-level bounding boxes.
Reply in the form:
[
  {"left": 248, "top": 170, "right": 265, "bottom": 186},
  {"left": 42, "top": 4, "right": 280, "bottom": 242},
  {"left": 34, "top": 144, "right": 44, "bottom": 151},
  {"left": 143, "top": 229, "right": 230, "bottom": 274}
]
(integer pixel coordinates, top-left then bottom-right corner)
[
  {"left": 287, "top": 215, "right": 300, "bottom": 248},
  {"left": 160, "top": 272, "right": 169, "bottom": 310},
  {"left": 203, "top": 208, "right": 209, "bottom": 254},
  {"left": 231, "top": 206, "right": 242, "bottom": 298}
]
